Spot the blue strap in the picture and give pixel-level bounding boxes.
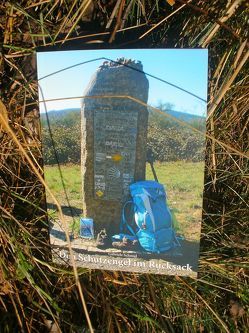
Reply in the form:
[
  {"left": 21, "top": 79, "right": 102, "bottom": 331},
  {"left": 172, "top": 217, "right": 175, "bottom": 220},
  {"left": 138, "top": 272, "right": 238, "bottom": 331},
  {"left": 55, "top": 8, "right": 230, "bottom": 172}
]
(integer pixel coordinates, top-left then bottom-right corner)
[{"left": 120, "top": 200, "right": 136, "bottom": 236}]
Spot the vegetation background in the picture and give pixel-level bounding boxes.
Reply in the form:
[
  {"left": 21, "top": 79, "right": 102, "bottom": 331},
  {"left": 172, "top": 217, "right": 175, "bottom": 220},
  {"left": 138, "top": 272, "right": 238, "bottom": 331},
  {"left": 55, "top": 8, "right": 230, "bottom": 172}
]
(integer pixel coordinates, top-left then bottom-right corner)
[
  {"left": 0, "top": 1, "right": 248, "bottom": 332},
  {"left": 41, "top": 105, "right": 206, "bottom": 164}
]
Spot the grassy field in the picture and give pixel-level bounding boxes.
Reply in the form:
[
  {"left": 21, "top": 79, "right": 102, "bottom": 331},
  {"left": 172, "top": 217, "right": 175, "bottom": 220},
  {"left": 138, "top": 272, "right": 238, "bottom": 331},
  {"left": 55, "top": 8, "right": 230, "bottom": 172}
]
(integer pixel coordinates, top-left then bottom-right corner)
[{"left": 44, "top": 161, "right": 204, "bottom": 241}]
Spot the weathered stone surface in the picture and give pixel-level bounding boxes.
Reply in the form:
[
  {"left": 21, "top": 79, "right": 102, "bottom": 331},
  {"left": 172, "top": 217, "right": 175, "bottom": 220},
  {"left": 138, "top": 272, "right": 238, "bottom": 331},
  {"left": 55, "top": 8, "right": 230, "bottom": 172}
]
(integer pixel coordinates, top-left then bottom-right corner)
[{"left": 81, "top": 59, "right": 149, "bottom": 233}]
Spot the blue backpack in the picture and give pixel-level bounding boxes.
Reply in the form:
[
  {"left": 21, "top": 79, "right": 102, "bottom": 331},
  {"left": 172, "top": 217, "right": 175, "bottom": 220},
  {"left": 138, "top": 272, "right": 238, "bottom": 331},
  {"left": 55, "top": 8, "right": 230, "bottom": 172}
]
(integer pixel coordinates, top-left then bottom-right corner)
[{"left": 120, "top": 181, "right": 180, "bottom": 253}]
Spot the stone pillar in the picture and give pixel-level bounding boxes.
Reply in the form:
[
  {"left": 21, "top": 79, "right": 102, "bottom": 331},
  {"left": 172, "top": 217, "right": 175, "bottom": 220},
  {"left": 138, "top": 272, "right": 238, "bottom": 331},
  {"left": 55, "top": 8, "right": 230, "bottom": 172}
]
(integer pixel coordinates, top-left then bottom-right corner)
[{"left": 81, "top": 58, "right": 149, "bottom": 234}]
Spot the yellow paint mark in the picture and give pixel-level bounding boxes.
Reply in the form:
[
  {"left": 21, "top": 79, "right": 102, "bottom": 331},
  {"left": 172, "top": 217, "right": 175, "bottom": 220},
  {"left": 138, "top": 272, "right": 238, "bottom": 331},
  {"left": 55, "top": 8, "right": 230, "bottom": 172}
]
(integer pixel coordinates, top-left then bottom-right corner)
[
  {"left": 96, "top": 190, "right": 104, "bottom": 197},
  {"left": 112, "top": 154, "right": 123, "bottom": 162}
]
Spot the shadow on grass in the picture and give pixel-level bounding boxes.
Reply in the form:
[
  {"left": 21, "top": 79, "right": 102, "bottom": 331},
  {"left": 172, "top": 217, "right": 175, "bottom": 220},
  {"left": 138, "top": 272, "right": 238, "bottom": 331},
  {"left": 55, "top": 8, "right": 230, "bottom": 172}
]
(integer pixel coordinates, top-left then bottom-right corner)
[
  {"left": 50, "top": 228, "right": 74, "bottom": 241},
  {"left": 47, "top": 202, "right": 82, "bottom": 217}
]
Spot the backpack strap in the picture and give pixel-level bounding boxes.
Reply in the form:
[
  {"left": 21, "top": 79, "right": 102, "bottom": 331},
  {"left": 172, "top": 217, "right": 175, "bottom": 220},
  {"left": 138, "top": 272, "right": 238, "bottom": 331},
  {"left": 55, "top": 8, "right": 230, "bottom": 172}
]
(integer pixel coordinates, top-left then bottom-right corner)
[
  {"left": 138, "top": 192, "right": 156, "bottom": 232},
  {"left": 120, "top": 200, "right": 136, "bottom": 236}
]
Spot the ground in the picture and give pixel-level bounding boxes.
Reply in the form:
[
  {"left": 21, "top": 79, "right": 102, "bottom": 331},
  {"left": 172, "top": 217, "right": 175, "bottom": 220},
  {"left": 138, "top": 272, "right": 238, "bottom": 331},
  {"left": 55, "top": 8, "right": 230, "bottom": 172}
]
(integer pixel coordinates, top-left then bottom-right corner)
[{"left": 44, "top": 161, "right": 204, "bottom": 276}]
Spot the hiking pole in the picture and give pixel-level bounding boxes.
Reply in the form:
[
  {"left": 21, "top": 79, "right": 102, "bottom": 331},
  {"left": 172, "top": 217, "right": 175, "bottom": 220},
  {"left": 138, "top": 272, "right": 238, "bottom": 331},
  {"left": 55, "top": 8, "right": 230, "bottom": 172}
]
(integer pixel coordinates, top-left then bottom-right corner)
[{"left": 146, "top": 148, "right": 159, "bottom": 182}]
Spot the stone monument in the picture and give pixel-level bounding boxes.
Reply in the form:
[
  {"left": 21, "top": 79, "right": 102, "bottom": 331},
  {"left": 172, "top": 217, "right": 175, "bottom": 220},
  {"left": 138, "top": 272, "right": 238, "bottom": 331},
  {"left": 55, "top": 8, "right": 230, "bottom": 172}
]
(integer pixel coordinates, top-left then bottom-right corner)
[{"left": 81, "top": 58, "right": 149, "bottom": 233}]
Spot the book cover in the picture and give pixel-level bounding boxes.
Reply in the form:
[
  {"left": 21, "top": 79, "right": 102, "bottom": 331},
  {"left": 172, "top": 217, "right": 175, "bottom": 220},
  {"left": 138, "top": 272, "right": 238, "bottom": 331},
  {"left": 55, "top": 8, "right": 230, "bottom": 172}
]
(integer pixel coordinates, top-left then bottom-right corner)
[{"left": 37, "top": 49, "right": 208, "bottom": 276}]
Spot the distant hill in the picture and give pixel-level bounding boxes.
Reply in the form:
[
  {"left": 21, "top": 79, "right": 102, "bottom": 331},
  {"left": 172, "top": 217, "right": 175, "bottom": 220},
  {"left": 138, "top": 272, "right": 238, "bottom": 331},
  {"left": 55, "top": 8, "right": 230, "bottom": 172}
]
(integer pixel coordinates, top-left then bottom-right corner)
[
  {"left": 165, "top": 109, "right": 205, "bottom": 122},
  {"left": 40, "top": 108, "right": 80, "bottom": 119},
  {"left": 40, "top": 108, "right": 205, "bottom": 122}
]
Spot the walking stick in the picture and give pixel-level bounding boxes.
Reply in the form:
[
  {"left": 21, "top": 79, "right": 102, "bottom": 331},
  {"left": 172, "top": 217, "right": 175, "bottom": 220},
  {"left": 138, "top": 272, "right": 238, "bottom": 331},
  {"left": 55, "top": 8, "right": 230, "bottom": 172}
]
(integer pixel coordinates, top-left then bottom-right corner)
[{"left": 146, "top": 148, "right": 159, "bottom": 182}]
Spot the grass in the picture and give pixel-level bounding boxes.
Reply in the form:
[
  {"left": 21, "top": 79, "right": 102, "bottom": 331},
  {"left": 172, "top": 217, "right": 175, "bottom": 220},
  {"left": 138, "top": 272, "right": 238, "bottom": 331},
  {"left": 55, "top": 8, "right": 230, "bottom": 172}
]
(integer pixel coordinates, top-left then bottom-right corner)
[
  {"left": 44, "top": 164, "right": 82, "bottom": 199},
  {"left": 44, "top": 161, "right": 204, "bottom": 240},
  {"left": 147, "top": 161, "right": 204, "bottom": 239}
]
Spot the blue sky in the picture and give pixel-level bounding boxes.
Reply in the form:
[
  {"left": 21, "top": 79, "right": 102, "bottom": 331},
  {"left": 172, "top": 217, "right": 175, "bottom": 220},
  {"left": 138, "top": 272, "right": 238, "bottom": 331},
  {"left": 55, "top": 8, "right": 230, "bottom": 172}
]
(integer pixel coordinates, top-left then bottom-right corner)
[{"left": 37, "top": 49, "right": 208, "bottom": 117}]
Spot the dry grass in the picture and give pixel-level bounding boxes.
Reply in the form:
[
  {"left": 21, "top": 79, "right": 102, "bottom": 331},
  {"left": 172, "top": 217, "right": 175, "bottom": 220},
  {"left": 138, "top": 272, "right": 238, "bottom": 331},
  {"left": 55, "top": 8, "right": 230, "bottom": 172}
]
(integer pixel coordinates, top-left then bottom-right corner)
[{"left": 0, "top": 1, "right": 248, "bottom": 332}]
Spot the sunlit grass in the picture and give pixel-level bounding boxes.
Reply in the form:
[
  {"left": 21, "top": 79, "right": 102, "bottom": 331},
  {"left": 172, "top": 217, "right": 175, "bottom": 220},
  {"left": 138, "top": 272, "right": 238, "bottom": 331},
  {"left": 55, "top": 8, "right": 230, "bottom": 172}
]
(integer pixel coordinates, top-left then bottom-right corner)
[{"left": 44, "top": 161, "right": 204, "bottom": 240}]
